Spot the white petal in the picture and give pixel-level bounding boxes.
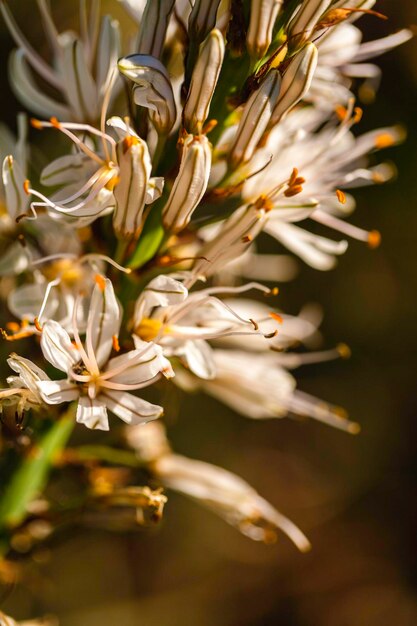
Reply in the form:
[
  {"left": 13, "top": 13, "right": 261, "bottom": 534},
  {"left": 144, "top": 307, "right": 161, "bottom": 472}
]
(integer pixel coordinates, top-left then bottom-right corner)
[
  {"left": 106, "top": 342, "right": 166, "bottom": 385},
  {"left": 59, "top": 34, "right": 98, "bottom": 121},
  {"left": 76, "top": 396, "right": 109, "bottom": 430},
  {"left": 7, "top": 353, "right": 49, "bottom": 395},
  {"left": 2, "top": 155, "right": 27, "bottom": 221},
  {"left": 100, "top": 390, "right": 163, "bottom": 424},
  {"left": 41, "top": 320, "right": 81, "bottom": 372},
  {"left": 181, "top": 340, "right": 216, "bottom": 380},
  {"left": 8, "top": 282, "right": 59, "bottom": 323},
  {"left": 37, "top": 379, "right": 79, "bottom": 404},
  {"left": 9, "top": 49, "right": 71, "bottom": 119},
  {"left": 40, "top": 153, "right": 94, "bottom": 187},
  {"left": 87, "top": 277, "right": 121, "bottom": 368},
  {"left": 0, "top": 241, "right": 30, "bottom": 276},
  {"left": 134, "top": 275, "right": 188, "bottom": 321}
]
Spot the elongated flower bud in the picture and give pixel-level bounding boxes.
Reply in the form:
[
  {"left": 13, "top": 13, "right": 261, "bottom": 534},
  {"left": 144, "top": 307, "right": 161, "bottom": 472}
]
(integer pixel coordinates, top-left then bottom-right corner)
[
  {"left": 192, "top": 203, "right": 269, "bottom": 279},
  {"left": 113, "top": 136, "right": 164, "bottom": 239},
  {"left": 137, "top": 0, "right": 175, "bottom": 59},
  {"left": 247, "top": 0, "right": 283, "bottom": 59},
  {"left": 183, "top": 30, "right": 225, "bottom": 134},
  {"left": 288, "top": 0, "right": 332, "bottom": 46},
  {"left": 270, "top": 42, "right": 318, "bottom": 126},
  {"left": 189, "top": 0, "right": 222, "bottom": 43},
  {"left": 118, "top": 54, "right": 177, "bottom": 134},
  {"left": 229, "top": 69, "right": 282, "bottom": 167},
  {"left": 162, "top": 134, "right": 212, "bottom": 233}
]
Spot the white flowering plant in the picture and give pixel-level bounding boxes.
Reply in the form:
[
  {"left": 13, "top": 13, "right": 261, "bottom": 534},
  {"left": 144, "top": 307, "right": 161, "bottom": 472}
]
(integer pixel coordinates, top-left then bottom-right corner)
[{"left": 0, "top": 1, "right": 412, "bottom": 615}]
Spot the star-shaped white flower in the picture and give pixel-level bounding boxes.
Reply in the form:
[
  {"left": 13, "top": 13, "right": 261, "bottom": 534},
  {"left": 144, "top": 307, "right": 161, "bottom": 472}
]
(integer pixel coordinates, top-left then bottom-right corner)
[{"left": 32, "top": 276, "right": 173, "bottom": 430}]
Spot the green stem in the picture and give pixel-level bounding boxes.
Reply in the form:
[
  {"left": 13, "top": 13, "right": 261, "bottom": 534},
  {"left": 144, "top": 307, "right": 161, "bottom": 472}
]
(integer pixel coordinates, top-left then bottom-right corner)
[{"left": 0, "top": 407, "right": 76, "bottom": 532}]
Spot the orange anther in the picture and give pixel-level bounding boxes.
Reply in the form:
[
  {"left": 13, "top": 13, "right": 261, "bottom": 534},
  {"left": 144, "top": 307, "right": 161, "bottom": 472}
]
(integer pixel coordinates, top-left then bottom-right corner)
[
  {"left": 335, "top": 105, "right": 348, "bottom": 121},
  {"left": 284, "top": 185, "right": 303, "bottom": 198},
  {"left": 95, "top": 274, "right": 106, "bottom": 291},
  {"left": 336, "top": 189, "right": 347, "bottom": 205},
  {"left": 50, "top": 116, "right": 60, "bottom": 128},
  {"left": 30, "top": 118, "right": 44, "bottom": 130},
  {"left": 289, "top": 168, "right": 299, "bottom": 187},
  {"left": 269, "top": 312, "right": 283, "bottom": 324},
  {"left": 34, "top": 317, "right": 43, "bottom": 332},
  {"left": 6, "top": 322, "right": 20, "bottom": 332},
  {"left": 112, "top": 335, "right": 120, "bottom": 352},
  {"left": 375, "top": 133, "right": 395, "bottom": 149},
  {"left": 23, "top": 180, "right": 31, "bottom": 195},
  {"left": 202, "top": 119, "right": 218, "bottom": 135},
  {"left": 368, "top": 230, "right": 381, "bottom": 249},
  {"left": 123, "top": 135, "right": 139, "bottom": 152}
]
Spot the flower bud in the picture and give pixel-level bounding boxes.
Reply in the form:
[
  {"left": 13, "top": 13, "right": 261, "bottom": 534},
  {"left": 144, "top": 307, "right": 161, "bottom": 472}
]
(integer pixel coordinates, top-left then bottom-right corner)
[
  {"left": 162, "top": 134, "right": 212, "bottom": 233},
  {"left": 270, "top": 42, "right": 318, "bottom": 126},
  {"left": 189, "top": 0, "right": 222, "bottom": 43},
  {"left": 247, "top": 0, "right": 283, "bottom": 59},
  {"left": 113, "top": 136, "right": 164, "bottom": 239},
  {"left": 118, "top": 54, "right": 177, "bottom": 134},
  {"left": 288, "top": 0, "right": 332, "bottom": 46},
  {"left": 229, "top": 68, "right": 282, "bottom": 167},
  {"left": 192, "top": 203, "right": 268, "bottom": 279},
  {"left": 183, "top": 30, "right": 225, "bottom": 134},
  {"left": 137, "top": 0, "right": 175, "bottom": 59}
]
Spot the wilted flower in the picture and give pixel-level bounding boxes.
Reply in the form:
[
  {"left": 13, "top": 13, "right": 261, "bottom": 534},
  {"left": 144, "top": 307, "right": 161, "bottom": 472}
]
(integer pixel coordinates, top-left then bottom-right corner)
[{"left": 126, "top": 421, "right": 311, "bottom": 548}]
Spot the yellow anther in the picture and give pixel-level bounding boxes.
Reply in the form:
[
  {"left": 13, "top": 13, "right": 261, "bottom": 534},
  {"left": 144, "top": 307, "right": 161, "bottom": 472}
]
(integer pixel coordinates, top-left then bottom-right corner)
[{"left": 337, "top": 343, "right": 351, "bottom": 359}]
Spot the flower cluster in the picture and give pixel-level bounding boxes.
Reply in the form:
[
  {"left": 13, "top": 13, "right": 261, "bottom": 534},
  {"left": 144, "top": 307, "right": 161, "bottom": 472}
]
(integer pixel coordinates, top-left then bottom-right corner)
[{"left": 0, "top": 0, "right": 411, "bottom": 552}]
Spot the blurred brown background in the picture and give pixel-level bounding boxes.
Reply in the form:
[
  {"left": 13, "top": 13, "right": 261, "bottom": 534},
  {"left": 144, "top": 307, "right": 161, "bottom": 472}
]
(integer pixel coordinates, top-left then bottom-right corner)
[{"left": 1, "top": 1, "right": 417, "bottom": 624}]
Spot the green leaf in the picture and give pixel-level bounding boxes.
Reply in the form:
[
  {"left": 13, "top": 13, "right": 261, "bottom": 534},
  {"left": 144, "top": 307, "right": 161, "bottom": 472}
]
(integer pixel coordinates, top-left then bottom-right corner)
[
  {"left": 127, "top": 202, "right": 166, "bottom": 270},
  {"left": 0, "top": 412, "right": 75, "bottom": 530}
]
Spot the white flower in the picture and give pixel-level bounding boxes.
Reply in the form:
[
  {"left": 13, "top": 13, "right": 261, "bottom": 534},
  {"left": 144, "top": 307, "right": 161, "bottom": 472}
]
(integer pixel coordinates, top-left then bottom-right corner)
[
  {"left": 176, "top": 348, "right": 360, "bottom": 433},
  {"left": 0, "top": 354, "right": 49, "bottom": 419},
  {"left": 311, "top": 23, "right": 413, "bottom": 107},
  {"left": 118, "top": 55, "right": 177, "bottom": 135},
  {"left": 20, "top": 276, "right": 172, "bottom": 430},
  {"left": 133, "top": 275, "right": 280, "bottom": 380},
  {"left": 242, "top": 105, "right": 403, "bottom": 269},
  {"left": 27, "top": 116, "right": 163, "bottom": 229},
  {"left": 1, "top": 0, "right": 121, "bottom": 122},
  {"left": 127, "top": 421, "right": 311, "bottom": 549},
  {"left": 155, "top": 452, "right": 311, "bottom": 547}
]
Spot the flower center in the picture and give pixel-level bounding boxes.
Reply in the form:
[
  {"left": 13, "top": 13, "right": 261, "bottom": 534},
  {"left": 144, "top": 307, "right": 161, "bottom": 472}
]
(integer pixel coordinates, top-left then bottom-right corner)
[{"left": 135, "top": 318, "right": 165, "bottom": 342}]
